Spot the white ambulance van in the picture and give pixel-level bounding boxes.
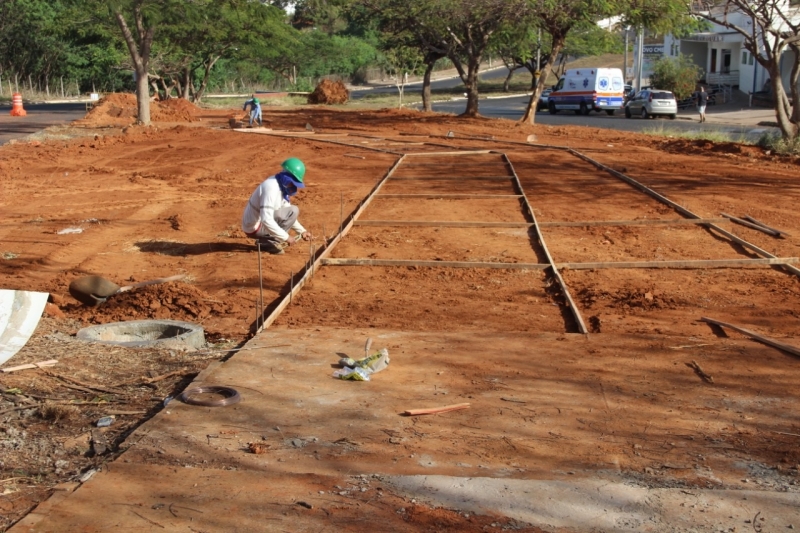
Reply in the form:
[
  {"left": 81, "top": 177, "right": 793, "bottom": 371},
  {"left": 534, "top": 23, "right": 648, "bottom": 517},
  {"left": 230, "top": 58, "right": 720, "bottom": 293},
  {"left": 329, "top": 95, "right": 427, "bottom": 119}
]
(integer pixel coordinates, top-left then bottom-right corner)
[{"left": 547, "top": 68, "right": 625, "bottom": 115}]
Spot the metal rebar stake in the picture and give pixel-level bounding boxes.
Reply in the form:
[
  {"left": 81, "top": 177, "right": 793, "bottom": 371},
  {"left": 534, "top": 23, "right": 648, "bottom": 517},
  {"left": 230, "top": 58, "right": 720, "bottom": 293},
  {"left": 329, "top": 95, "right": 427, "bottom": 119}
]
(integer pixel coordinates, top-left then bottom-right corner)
[
  {"left": 290, "top": 271, "right": 294, "bottom": 305},
  {"left": 257, "top": 242, "right": 264, "bottom": 331},
  {"left": 340, "top": 192, "right": 343, "bottom": 234}
]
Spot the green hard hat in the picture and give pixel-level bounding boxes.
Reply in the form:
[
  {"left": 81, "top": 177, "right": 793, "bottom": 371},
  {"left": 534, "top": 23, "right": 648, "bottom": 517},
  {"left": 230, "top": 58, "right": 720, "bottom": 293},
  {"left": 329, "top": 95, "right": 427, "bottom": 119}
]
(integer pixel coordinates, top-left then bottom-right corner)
[{"left": 281, "top": 157, "right": 306, "bottom": 182}]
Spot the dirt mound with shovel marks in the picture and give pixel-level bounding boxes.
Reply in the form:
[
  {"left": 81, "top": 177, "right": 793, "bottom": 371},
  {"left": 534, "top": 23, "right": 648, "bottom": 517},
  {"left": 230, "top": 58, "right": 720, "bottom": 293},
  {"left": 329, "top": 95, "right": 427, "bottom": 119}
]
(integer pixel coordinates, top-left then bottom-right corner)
[
  {"left": 78, "top": 93, "right": 200, "bottom": 127},
  {"left": 307, "top": 79, "right": 349, "bottom": 105}
]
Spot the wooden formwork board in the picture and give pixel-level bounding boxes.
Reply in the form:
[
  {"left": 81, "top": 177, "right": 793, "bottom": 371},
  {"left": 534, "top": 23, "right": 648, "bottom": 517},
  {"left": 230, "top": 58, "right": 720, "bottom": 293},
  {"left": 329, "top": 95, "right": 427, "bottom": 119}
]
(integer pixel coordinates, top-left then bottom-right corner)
[
  {"left": 701, "top": 317, "right": 800, "bottom": 358},
  {"left": 322, "top": 257, "right": 797, "bottom": 270},
  {"left": 387, "top": 176, "right": 513, "bottom": 181},
  {"left": 375, "top": 194, "right": 523, "bottom": 199},
  {"left": 558, "top": 258, "right": 798, "bottom": 270},
  {"left": 322, "top": 258, "right": 549, "bottom": 269},
  {"left": 566, "top": 148, "right": 800, "bottom": 279},
  {"left": 258, "top": 156, "right": 408, "bottom": 331},
  {"left": 502, "top": 154, "right": 589, "bottom": 334},
  {"left": 355, "top": 220, "right": 533, "bottom": 228},
  {"left": 539, "top": 218, "right": 728, "bottom": 227}
]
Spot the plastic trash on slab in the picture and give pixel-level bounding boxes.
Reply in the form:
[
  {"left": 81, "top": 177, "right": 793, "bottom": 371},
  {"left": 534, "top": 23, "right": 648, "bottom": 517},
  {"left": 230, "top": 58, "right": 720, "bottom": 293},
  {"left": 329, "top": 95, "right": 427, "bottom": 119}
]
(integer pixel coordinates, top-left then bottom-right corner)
[{"left": 334, "top": 348, "right": 390, "bottom": 381}]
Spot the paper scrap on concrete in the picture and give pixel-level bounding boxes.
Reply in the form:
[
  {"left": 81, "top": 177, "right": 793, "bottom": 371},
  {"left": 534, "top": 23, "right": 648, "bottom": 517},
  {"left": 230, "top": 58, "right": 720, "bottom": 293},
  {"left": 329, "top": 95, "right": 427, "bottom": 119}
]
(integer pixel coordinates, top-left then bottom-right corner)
[
  {"left": 0, "top": 289, "right": 49, "bottom": 366},
  {"left": 57, "top": 227, "right": 83, "bottom": 235}
]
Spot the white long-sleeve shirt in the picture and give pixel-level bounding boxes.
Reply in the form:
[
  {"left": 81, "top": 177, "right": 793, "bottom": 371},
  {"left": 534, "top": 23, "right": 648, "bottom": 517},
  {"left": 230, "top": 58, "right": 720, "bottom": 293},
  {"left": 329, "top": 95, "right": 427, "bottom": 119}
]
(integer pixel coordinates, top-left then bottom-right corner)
[{"left": 241, "top": 175, "right": 306, "bottom": 241}]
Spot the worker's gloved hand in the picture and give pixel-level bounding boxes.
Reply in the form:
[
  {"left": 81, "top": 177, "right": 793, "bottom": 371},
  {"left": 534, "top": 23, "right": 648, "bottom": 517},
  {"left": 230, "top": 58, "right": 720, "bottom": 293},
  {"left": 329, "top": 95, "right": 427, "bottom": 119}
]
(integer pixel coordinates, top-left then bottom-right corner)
[{"left": 301, "top": 232, "right": 313, "bottom": 241}]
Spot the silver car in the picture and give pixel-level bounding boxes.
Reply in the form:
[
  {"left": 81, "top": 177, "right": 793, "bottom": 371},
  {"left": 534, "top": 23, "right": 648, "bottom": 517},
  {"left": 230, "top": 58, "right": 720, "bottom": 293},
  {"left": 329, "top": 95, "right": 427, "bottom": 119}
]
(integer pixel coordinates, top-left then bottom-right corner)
[
  {"left": 624, "top": 89, "right": 677, "bottom": 119},
  {"left": 537, "top": 88, "right": 553, "bottom": 111}
]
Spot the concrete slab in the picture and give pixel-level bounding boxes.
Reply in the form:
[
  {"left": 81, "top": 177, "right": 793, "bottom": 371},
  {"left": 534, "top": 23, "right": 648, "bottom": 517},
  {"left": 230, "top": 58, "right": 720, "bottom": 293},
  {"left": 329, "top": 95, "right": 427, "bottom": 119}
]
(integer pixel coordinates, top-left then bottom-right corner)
[
  {"left": 12, "top": 327, "right": 800, "bottom": 532},
  {"left": 387, "top": 475, "right": 800, "bottom": 532}
]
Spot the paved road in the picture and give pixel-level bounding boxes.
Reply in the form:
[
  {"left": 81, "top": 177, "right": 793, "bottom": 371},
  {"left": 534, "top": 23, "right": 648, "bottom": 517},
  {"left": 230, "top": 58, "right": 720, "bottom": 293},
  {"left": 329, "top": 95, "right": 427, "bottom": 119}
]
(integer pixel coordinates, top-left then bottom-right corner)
[
  {"left": 0, "top": 102, "right": 88, "bottom": 146},
  {"left": 351, "top": 66, "right": 513, "bottom": 96},
  {"left": 427, "top": 94, "right": 773, "bottom": 141}
]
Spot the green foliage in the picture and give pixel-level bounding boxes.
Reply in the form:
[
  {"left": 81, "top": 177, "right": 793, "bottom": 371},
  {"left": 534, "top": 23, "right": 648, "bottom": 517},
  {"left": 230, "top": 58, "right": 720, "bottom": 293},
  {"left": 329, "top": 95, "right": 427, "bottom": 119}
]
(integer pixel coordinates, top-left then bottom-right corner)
[
  {"left": 650, "top": 55, "right": 701, "bottom": 100},
  {"left": 757, "top": 131, "right": 800, "bottom": 155},
  {"left": 563, "top": 24, "right": 623, "bottom": 58}
]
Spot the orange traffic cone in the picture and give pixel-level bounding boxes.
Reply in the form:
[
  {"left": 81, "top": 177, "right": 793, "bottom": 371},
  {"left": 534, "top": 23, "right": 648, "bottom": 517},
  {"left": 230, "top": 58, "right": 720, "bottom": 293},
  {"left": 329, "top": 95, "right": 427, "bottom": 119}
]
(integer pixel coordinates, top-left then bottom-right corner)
[{"left": 10, "top": 93, "right": 26, "bottom": 116}]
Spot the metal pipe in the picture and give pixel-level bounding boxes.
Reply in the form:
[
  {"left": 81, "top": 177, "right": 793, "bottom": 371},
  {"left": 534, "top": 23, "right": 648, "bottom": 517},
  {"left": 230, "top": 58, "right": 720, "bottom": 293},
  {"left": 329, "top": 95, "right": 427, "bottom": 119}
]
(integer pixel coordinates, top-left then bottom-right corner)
[{"left": 290, "top": 271, "right": 294, "bottom": 305}]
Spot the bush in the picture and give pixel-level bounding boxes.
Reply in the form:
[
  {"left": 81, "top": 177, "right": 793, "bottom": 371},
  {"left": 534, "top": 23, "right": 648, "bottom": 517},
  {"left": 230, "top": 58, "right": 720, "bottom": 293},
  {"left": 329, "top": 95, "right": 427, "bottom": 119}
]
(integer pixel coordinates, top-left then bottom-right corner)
[
  {"left": 650, "top": 55, "right": 702, "bottom": 100},
  {"left": 757, "top": 131, "right": 800, "bottom": 155}
]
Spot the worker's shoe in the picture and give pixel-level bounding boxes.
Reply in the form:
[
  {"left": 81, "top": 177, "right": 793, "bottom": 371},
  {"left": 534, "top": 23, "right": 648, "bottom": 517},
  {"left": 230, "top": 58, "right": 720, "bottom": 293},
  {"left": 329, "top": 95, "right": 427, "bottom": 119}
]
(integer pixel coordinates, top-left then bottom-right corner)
[{"left": 254, "top": 237, "right": 285, "bottom": 255}]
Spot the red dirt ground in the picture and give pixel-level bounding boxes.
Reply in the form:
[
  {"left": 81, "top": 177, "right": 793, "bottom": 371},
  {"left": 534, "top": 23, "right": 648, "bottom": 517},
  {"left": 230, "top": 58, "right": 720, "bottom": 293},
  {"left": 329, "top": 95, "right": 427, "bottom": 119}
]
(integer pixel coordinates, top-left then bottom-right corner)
[{"left": 1, "top": 95, "right": 799, "bottom": 531}]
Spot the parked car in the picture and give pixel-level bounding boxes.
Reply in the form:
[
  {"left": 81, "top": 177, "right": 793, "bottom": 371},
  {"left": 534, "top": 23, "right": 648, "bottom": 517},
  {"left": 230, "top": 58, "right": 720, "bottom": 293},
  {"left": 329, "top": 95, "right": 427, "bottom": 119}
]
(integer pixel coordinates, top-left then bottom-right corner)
[
  {"left": 623, "top": 84, "right": 635, "bottom": 103},
  {"left": 537, "top": 88, "right": 553, "bottom": 111},
  {"left": 624, "top": 89, "right": 677, "bottom": 119}
]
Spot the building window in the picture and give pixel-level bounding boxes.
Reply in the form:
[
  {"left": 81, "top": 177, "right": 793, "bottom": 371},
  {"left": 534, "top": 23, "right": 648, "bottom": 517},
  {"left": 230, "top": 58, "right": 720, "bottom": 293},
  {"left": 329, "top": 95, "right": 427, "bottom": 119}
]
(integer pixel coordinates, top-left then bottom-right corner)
[
  {"left": 742, "top": 51, "right": 748, "bottom": 64},
  {"left": 749, "top": 53, "right": 754, "bottom": 65}
]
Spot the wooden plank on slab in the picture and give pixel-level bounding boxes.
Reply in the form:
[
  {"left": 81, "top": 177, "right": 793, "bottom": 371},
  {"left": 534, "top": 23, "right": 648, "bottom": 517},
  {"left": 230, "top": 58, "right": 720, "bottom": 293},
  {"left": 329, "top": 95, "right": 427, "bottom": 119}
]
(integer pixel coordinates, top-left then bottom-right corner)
[
  {"left": 355, "top": 220, "right": 533, "bottom": 228},
  {"left": 321, "top": 258, "right": 549, "bottom": 269},
  {"left": 557, "top": 258, "right": 798, "bottom": 270},
  {"left": 701, "top": 317, "right": 800, "bottom": 358},
  {"left": 403, "top": 403, "right": 470, "bottom": 416}
]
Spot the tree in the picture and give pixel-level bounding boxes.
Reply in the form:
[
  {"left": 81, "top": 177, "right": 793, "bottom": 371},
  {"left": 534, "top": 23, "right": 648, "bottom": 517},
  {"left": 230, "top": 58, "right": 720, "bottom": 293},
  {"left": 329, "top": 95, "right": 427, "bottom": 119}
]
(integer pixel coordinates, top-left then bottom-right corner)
[
  {"left": 691, "top": 0, "right": 800, "bottom": 140},
  {"left": 434, "top": 0, "right": 527, "bottom": 116},
  {"left": 650, "top": 54, "right": 701, "bottom": 99},
  {"left": 363, "top": 0, "right": 525, "bottom": 116},
  {"left": 520, "top": 0, "right": 696, "bottom": 124},
  {"left": 520, "top": 0, "right": 614, "bottom": 123},
  {"left": 379, "top": 38, "right": 424, "bottom": 106}
]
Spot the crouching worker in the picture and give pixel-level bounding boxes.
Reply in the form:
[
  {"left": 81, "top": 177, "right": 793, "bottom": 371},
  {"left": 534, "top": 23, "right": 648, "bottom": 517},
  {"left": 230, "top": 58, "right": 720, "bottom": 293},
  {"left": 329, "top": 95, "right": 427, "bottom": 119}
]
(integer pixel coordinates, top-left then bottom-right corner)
[{"left": 241, "top": 158, "right": 313, "bottom": 255}]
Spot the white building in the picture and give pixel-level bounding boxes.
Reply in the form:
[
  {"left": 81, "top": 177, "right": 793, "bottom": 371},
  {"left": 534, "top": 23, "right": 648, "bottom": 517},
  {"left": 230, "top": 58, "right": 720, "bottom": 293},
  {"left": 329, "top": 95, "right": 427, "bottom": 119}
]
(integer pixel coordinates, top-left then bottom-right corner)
[{"left": 664, "top": 5, "right": 798, "bottom": 95}]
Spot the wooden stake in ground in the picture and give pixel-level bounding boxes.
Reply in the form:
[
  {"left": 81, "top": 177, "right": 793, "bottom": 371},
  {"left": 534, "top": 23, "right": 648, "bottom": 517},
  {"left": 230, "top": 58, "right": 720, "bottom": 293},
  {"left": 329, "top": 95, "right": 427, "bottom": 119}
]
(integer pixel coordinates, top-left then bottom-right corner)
[
  {"left": 686, "top": 360, "right": 714, "bottom": 384},
  {"left": 402, "top": 403, "right": 470, "bottom": 416}
]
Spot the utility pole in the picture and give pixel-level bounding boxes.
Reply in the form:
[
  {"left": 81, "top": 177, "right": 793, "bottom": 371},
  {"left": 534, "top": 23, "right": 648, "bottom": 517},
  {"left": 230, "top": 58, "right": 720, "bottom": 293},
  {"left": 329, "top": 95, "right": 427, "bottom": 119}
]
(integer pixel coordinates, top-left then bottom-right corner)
[
  {"left": 636, "top": 27, "right": 645, "bottom": 91},
  {"left": 535, "top": 27, "right": 542, "bottom": 90},
  {"left": 623, "top": 29, "right": 629, "bottom": 82}
]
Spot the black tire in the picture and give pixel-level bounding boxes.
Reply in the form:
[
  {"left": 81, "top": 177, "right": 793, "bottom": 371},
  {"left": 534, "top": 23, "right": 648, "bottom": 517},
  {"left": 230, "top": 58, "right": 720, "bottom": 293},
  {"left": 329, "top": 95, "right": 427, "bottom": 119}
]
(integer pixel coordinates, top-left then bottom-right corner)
[
  {"left": 669, "top": 114, "right": 676, "bottom": 120},
  {"left": 606, "top": 109, "right": 615, "bottom": 116},
  {"left": 580, "top": 101, "right": 589, "bottom": 115},
  {"left": 641, "top": 108, "right": 649, "bottom": 119},
  {"left": 549, "top": 101, "right": 558, "bottom": 115},
  {"left": 624, "top": 106, "right": 631, "bottom": 118}
]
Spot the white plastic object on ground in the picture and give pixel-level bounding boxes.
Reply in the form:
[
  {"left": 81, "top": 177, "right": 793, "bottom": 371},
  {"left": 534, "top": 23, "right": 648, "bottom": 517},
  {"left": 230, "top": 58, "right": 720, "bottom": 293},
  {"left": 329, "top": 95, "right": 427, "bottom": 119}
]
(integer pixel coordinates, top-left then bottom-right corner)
[{"left": 0, "top": 289, "right": 49, "bottom": 366}]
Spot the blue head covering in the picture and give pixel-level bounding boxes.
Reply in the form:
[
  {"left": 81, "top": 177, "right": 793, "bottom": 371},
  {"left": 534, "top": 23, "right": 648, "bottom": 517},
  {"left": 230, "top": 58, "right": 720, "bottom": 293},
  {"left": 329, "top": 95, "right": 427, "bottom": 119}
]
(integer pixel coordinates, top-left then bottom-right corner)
[{"left": 275, "top": 171, "right": 305, "bottom": 202}]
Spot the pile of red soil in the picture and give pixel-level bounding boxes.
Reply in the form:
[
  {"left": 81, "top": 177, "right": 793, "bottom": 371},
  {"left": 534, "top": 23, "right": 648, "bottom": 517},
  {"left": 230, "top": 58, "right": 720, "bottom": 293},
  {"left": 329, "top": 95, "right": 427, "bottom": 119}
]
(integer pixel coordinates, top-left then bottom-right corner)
[
  {"left": 307, "top": 80, "right": 349, "bottom": 105},
  {"left": 79, "top": 93, "right": 200, "bottom": 126}
]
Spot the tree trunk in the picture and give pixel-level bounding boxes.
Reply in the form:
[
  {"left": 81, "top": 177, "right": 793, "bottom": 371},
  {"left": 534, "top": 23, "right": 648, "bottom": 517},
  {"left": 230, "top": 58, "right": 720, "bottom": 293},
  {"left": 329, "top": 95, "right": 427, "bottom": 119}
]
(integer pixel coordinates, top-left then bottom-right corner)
[
  {"left": 194, "top": 55, "right": 220, "bottom": 103},
  {"left": 136, "top": 71, "right": 150, "bottom": 125},
  {"left": 521, "top": 35, "right": 566, "bottom": 124},
  {"left": 114, "top": 8, "right": 154, "bottom": 125},
  {"left": 503, "top": 67, "right": 514, "bottom": 92},
  {"left": 182, "top": 66, "right": 191, "bottom": 99},
  {"left": 462, "top": 60, "right": 481, "bottom": 116},
  {"left": 422, "top": 60, "right": 435, "bottom": 112}
]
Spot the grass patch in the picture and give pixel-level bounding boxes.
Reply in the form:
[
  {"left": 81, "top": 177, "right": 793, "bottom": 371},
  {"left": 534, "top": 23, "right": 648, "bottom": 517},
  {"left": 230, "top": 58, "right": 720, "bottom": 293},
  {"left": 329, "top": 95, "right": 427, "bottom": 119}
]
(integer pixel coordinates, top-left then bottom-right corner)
[
  {"left": 199, "top": 95, "right": 308, "bottom": 109},
  {"left": 642, "top": 123, "right": 752, "bottom": 144},
  {"left": 757, "top": 131, "right": 800, "bottom": 155}
]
